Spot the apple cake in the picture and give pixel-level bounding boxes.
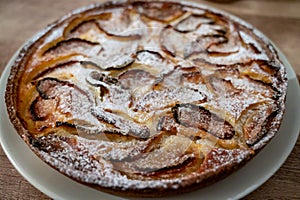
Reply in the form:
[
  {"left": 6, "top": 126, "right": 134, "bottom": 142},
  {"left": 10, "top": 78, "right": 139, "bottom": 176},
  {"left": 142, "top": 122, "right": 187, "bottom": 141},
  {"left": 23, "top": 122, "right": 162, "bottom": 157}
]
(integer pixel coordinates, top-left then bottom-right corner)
[{"left": 5, "top": 0, "right": 287, "bottom": 197}]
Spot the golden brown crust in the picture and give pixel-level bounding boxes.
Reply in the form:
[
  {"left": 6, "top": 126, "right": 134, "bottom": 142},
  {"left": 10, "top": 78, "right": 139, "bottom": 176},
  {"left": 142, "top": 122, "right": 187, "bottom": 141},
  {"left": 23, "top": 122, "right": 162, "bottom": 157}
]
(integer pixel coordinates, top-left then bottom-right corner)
[{"left": 5, "top": 0, "right": 287, "bottom": 197}]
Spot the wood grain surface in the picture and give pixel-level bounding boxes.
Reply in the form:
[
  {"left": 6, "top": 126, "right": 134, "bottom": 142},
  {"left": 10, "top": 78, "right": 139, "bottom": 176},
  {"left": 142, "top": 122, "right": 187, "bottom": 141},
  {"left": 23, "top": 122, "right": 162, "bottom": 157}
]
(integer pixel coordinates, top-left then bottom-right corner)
[{"left": 0, "top": 0, "right": 299, "bottom": 199}]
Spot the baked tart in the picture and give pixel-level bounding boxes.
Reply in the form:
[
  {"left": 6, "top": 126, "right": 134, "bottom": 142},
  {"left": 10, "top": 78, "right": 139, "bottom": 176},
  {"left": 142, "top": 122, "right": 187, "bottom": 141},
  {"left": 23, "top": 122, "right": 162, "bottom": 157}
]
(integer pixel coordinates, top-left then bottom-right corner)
[{"left": 5, "top": 0, "right": 287, "bottom": 197}]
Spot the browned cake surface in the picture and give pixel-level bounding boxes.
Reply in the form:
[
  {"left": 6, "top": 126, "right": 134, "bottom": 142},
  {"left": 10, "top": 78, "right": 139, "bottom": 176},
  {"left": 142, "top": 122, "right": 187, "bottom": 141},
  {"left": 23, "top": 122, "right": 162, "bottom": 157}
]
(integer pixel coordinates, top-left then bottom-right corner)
[{"left": 5, "top": 0, "right": 287, "bottom": 197}]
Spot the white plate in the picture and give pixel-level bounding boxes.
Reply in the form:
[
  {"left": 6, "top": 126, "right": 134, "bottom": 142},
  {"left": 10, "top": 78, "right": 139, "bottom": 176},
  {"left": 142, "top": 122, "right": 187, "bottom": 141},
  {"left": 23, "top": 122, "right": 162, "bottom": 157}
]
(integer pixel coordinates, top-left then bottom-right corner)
[{"left": 1, "top": 10, "right": 300, "bottom": 200}]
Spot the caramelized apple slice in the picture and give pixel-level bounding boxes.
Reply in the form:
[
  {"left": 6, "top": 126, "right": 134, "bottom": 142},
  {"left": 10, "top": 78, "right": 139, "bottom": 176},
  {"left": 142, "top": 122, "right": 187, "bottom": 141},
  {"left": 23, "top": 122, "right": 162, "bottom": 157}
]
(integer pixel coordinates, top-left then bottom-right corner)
[
  {"left": 33, "top": 129, "right": 151, "bottom": 162},
  {"left": 67, "top": 20, "right": 106, "bottom": 44},
  {"left": 96, "top": 40, "right": 137, "bottom": 70},
  {"left": 134, "top": 2, "right": 184, "bottom": 22},
  {"left": 36, "top": 77, "right": 89, "bottom": 100},
  {"left": 43, "top": 38, "right": 101, "bottom": 57},
  {"left": 31, "top": 60, "right": 79, "bottom": 80},
  {"left": 67, "top": 19, "right": 138, "bottom": 70},
  {"left": 153, "top": 66, "right": 201, "bottom": 88},
  {"left": 55, "top": 120, "right": 108, "bottom": 137},
  {"left": 172, "top": 104, "right": 235, "bottom": 139},
  {"left": 175, "top": 15, "right": 215, "bottom": 33},
  {"left": 83, "top": 136, "right": 152, "bottom": 161},
  {"left": 64, "top": 13, "right": 140, "bottom": 70},
  {"left": 97, "top": 9, "right": 145, "bottom": 38},
  {"left": 30, "top": 97, "right": 58, "bottom": 121},
  {"left": 160, "top": 25, "right": 200, "bottom": 58},
  {"left": 243, "top": 104, "right": 277, "bottom": 146},
  {"left": 86, "top": 71, "right": 132, "bottom": 108},
  {"left": 91, "top": 107, "right": 150, "bottom": 139},
  {"left": 133, "top": 88, "right": 206, "bottom": 112},
  {"left": 30, "top": 78, "right": 93, "bottom": 130},
  {"left": 118, "top": 69, "right": 155, "bottom": 90},
  {"left": 240, "top": 61, "right": 274, "bottom": 84},
  {"left": 99, "top": 53, "right": 136, "bottom": 70},
  {"left": 200, "top": 148, "right": 252, "bottom": 171},
  {"left": 63, "top": 12, "right": 112, "bottom": 37},
  {"left": 135, "top": 50, "right": 166, "bottom": 71},
  {"left": 206, "top": 75, "right": 241, "bottom": 97},
  {"left": 161, "top": 24, "right": 227, "bottom": 58},
  {"left": 181, "top": 68, "right": 205, "bottom": 84},
  {"left": 157, "top": 114, "right": 207, "bottom": 140},
  {"left": 128, "top": 135, "right": 193, "bottom": 172},
  {"left": 157, "top": 115, "right": 177, "bottom": 133},
  {"left": 136, "top": 50, "right": 164, "bottom": 63},
  {"left": 239, "top": 30, "right": 264, "bottom": 54},
  {"left": 30, "top": 135, "right": 115, "bottom": 174},
  {"left": 206, "top": 23, "right": 240, "bottom": 55}
]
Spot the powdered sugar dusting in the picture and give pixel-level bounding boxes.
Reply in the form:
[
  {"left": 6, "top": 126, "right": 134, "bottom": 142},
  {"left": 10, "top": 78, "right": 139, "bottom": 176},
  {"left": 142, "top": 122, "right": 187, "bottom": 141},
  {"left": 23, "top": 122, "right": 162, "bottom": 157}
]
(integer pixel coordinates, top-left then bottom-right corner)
[
  {"left": 13, "top": 0, "right": 286, "bottom": 195},
  {"left": 201, "top": 148, "right": 252, "bottom": 172}
]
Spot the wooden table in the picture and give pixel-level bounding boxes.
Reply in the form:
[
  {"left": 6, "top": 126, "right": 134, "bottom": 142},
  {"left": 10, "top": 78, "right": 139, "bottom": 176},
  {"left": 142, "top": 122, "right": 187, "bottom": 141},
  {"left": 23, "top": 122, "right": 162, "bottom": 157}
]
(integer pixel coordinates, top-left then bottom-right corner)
[{"left": 0, "top": 0, "right": 299, "bottom": 199}]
